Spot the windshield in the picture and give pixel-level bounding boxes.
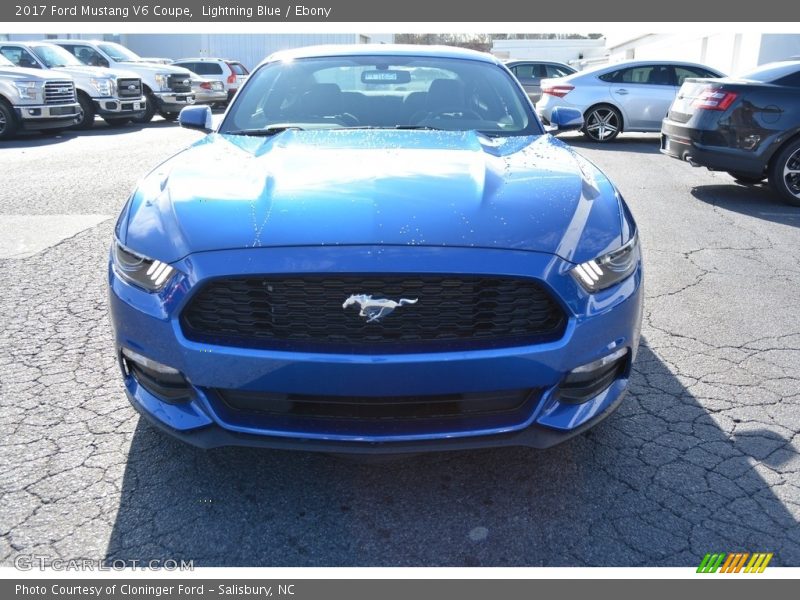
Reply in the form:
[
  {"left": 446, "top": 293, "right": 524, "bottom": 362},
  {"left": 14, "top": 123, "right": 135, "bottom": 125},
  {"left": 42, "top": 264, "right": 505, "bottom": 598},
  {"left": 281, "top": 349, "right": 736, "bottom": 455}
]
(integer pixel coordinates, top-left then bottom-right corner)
[
  {"left": 221, "top": 55, "right": 542, "bottom": 137},
  {"left": 31, "top": 44, "right": 84, "bottom": 68},
  {"left": 98, "top": 43, "right": 141, "bottom": 62}
]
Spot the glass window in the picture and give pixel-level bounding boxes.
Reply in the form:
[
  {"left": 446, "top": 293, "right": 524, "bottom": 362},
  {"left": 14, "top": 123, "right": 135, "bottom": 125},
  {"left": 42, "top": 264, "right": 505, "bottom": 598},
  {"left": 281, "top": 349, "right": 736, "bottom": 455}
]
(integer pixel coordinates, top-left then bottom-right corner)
[
  {"left": 223, "top": 55, "right": 540, "bottom": 137},
  {"left": 545, "top": 64, "right": 574, "bottom": 78},
  {"left": 674, "top": 66, "right": 717, "bottom": 85},
  {"left": 0, "top": 46, "right": 41, "bottom": 69},
  {"left": 600, "top": 65, "right": 674, "bottom": 85}
]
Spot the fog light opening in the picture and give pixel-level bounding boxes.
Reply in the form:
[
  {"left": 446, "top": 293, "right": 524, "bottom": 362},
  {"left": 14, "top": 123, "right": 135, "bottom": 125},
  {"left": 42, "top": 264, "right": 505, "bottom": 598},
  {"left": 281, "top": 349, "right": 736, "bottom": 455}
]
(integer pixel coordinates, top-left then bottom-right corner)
[
  {"left": 121, "top": 348, "right": 190, "bottom": 403},
  {"left": 559, "top": 347, "right": 629, "bottom": 404}
]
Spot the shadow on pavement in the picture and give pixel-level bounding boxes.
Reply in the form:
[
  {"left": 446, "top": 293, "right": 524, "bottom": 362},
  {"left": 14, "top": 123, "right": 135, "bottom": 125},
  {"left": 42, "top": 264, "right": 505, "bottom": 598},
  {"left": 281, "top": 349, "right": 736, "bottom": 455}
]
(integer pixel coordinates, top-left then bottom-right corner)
[
  {"left": 559, "top": 132, "right": 662, "bottom": 154},
  {"left": 104, "top": 341, "right": 799, "bottom": 566},
  {"left": 691, "top": 184, "right": 800, "bottom": 227}
]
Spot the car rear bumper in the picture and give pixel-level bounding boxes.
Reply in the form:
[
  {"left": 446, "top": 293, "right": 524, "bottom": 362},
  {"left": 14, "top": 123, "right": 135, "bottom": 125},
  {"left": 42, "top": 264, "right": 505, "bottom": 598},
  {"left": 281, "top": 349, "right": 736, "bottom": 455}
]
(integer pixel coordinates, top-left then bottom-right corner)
[
  {"left": 661, "top": 118, "right": 768, "bottom": 176},
  {"left": 109, "top": 245, "right": 643, "bottom": 452}
]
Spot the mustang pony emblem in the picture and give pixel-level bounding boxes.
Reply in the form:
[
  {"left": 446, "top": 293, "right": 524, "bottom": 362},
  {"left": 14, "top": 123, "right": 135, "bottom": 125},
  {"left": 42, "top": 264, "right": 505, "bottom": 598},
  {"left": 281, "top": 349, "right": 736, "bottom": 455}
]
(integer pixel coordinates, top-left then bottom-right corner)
[{"left": 342, "top": 294, "right": 418, "bottom": 323}]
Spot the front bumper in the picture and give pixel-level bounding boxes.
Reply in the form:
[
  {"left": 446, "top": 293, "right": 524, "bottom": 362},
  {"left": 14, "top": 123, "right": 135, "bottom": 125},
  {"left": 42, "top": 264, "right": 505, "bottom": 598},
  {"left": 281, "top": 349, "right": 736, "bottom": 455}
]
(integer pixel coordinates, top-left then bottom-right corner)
[
  {"left": 94, "top": 96, "right": 147, "bottom": 118},
  {"left": 109, "top": 246, "right": 643, "bottom": 452},
  {"left": 152, "top": 91, "right": 195, "bottom": 114},
  {"left": 15, "top": 103, "right": 80, "bottom": 129}
]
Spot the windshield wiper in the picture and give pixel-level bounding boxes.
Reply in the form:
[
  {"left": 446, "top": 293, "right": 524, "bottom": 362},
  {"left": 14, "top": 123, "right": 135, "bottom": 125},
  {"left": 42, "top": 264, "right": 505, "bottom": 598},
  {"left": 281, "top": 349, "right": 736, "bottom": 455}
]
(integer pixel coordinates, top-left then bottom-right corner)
[{"left": 224, "top": 125, "right": 305, "bottom": 137}]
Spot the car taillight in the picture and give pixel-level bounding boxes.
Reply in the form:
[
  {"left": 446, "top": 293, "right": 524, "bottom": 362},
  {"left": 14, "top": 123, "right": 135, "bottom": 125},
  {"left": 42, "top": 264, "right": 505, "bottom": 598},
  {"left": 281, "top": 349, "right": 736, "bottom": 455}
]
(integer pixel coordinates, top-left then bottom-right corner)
[
  {"left": 691, "top": 87, "right": 738, "bottom": 111},
  {"left": 199, "top": 82, "right": 211, "bottom": 90},
  {"left": 542, "top": 84, "right": 574, "bottom": 98},
  {"left": 226, "top": 63, "right": 236, "bottom": 84}
]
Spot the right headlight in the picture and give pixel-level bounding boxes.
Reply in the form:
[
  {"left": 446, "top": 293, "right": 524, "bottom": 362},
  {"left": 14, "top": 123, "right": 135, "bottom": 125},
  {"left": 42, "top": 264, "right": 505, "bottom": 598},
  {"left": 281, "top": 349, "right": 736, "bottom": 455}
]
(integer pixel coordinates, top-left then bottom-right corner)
[
  {"left": 111, "top": 241, "right": 178, "bottom": 292},
  {"left": 14, "top": 80, "right": 41, "bottom": 101},
  {"left": 570, "top": 233, "right": 640, "bottom": 293}
]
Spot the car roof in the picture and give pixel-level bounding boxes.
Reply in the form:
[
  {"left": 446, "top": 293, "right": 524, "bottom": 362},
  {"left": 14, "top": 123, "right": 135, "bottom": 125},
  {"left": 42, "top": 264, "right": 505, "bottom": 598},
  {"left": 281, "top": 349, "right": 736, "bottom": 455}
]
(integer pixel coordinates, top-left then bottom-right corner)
[
  {"left": 261, "top": 44, "right": 500, "bottom": 67},
  {"left": 505, "top": 59, "right": 573, "bottom": 66},
  {"left": 581, "top": 59, "right": 722, "bottom": 75},
  {"left": 173, "top": 57, "right": 233, "bottom": 62}
]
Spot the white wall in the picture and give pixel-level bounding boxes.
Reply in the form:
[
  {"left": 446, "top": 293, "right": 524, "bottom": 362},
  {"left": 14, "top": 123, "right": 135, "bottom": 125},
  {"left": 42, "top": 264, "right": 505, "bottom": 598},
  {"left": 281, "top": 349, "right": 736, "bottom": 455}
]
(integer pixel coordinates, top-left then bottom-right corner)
[{"left": 491, "top": 39, "right": 607, "bottom": 66}]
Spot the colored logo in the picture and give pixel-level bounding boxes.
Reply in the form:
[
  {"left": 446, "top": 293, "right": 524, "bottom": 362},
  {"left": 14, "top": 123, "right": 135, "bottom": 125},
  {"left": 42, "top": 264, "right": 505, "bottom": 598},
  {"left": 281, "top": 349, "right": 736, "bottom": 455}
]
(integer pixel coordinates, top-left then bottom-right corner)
[{"left": 697, "top": 552, "right": 773, "bottom": 573}]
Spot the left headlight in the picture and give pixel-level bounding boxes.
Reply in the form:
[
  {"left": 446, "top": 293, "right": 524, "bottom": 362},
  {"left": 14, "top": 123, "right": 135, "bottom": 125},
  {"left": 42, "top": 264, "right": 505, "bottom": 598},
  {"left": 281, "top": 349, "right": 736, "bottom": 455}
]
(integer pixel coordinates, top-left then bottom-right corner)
[
  {"left": 112, "top": 241, "right": 178, "bottom": 292},
  {"left": 89, "top": 77, "right": 114, "bottom": 96},
  {"left": 570, "top": 233, "right": 640, "bottom": 293}
]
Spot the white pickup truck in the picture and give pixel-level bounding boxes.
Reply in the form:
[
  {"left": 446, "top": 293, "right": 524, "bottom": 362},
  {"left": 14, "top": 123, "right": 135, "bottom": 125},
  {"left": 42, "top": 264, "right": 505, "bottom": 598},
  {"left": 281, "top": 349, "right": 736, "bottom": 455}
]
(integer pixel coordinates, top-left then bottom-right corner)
[
  {"left": 0, "top": 53, "right": 80, "bottom": 140},
  {"left": 50, "top": 39, "right": 196, "bottom": 123},
  {"left": 0, "top": 41, "right": 146, "bottom": 129}
]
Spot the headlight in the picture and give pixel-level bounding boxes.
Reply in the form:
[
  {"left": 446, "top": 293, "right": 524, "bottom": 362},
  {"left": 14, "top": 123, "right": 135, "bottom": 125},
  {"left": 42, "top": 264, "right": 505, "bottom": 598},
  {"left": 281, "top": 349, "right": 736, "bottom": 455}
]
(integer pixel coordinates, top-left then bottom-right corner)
[
  {"left": 154, "top": 73, "right": 168, "bottom": 91},
  {"left": 571, "top": 233, "right": 640, "bottom": 292},
  {"left": 14, "top": 81, "right": 41, "bottom": 101},
  {"left": 112, "top": 241, "right": 178, "bottom": 292},
  {"left": 89, "top": 77, "right": 114, "bottom": 96}
]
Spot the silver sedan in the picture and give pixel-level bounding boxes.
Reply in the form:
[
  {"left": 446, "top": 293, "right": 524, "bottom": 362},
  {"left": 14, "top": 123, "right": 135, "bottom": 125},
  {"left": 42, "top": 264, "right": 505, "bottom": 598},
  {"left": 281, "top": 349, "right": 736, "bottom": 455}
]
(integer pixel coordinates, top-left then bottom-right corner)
[{"left": 536, "top": 60, "right": 723, "bottom": 142}]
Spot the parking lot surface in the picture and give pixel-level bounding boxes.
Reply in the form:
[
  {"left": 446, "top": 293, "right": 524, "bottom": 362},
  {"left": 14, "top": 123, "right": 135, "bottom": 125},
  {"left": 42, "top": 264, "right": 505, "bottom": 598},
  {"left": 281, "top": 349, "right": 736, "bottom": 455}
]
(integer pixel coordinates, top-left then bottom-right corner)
[{"left": 1, "top": 123, "right": 799, "bottom": 567}]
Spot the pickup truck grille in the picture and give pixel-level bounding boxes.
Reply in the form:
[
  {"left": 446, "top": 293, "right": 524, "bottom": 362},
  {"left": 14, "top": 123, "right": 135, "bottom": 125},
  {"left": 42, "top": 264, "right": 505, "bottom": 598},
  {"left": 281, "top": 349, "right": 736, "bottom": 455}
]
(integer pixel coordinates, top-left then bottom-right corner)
[
  {"left": 167, "top": 74, "right": 192, "bottom": 93},
  {"left": 117, "top": 78, "right": 142, "bottom": 98},
  {"left": 44, "top": 81, "right": 76, "bottom": 105}
]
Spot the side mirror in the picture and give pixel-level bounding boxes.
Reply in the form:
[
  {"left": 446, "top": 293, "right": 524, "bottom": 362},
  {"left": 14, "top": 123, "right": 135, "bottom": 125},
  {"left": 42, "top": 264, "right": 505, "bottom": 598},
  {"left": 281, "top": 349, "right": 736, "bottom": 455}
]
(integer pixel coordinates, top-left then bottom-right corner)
[
  {"left": 179, "top": 105, "right": 213, "bottom": 132},
  {"left": 547, "top": 107, "right": 584, "bottom": 133}
]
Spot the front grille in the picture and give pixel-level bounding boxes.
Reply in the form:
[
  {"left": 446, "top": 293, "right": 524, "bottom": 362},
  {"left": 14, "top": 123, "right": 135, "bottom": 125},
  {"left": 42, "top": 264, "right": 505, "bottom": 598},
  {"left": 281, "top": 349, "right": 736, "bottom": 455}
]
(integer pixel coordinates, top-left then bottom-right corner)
[
  {"left": 44, "top": 80, "right": 76, "bottom": 105},
  {"left": 167, "top": 74, "right": 192, "bottom": 93},
  {"left": 216, "top": 388, "right": 534, "bottom": 421},
  {"left": 181, "top": 275, "right": 567, "bottom": 352},
  {"left": 117, "top": 78, "right": 142, "bottom": 98}
]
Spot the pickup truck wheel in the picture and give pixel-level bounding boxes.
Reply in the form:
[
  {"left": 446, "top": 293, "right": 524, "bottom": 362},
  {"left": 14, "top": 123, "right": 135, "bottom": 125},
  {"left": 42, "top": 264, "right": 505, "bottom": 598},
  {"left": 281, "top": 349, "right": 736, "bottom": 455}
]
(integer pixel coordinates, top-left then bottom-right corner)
[
  {"left": 75, "top": 93, "right": 96, "bottom": 130},
  {"left": 131, "top": 92, "right": 156, "bottom": 124},
  {"left": 103, "top": 117, "right": 130, "bottom": 127},
  {"left": 768, "top": 138, "right": 800, "bottom": 207},
  {"left": 0, "top": 100, "right": 19, "bottom": 140},
  {"left": 160, "top": 112, "right": 179, "bottom": 121}
]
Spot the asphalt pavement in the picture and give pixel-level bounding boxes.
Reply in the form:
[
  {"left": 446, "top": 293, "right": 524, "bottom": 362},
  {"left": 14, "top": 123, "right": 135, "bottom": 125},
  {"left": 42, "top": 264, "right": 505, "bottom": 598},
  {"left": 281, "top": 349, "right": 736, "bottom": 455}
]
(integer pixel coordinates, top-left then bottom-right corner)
[{"left": 1, "top": 123, "right": 798, "bottom": 567}]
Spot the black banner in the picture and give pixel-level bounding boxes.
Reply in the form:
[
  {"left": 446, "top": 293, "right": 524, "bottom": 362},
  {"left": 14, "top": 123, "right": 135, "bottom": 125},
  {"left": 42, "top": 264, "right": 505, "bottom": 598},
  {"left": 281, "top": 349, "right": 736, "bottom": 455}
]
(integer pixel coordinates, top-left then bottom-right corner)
[
  {"left": 2, "top": 579, "right": 794, "bottom": 600},
  {"left": 3, "top": 0, "right": 800, "bottom": 22}
]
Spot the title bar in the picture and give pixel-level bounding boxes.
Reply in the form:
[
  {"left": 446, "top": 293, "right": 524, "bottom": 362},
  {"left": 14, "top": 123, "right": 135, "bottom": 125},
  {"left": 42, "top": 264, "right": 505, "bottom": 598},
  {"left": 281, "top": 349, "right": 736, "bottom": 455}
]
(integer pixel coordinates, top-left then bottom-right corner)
[{"left": 3, "top": 0, "right": 800, "bottom": 22}]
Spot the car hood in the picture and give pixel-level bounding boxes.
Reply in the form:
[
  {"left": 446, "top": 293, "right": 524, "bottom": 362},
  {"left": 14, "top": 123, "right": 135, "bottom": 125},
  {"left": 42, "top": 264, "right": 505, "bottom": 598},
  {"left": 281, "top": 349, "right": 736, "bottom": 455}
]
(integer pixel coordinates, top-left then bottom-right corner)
[
  {"left": 116, "top": 61, "right": 192, "bottom": 76},
  {"left": 48, "top": 65, "right": 139, "bottom": 79},
  {"left": 0, "top": 66, "right": 63, "bottom": 80},
  {"left": 122, "top": 130, "right": 624, "bottom": 264}
]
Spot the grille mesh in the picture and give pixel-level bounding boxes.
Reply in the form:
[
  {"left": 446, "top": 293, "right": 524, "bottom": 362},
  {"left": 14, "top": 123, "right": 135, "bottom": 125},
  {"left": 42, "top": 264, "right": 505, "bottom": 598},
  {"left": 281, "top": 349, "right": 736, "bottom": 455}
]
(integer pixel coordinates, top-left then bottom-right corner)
[
  {"left": 181, "top": 275, "right": 566, "bottom": 352},
  {"left": 117, "top": 78, "right": 142, "bottom": 98},
  {"left": 44, "top": 81, "right": 76, "bottom": 104},
  {"left": 167, "top": 74, "right": 192, "bottom": 93}
]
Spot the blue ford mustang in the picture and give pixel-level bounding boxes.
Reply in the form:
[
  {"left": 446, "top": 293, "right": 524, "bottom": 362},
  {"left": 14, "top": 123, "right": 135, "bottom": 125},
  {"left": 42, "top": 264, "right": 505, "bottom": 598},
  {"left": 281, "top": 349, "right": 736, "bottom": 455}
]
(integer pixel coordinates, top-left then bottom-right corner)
[{"left": 109, "top": 45, "right": 643, "bottom": 453}]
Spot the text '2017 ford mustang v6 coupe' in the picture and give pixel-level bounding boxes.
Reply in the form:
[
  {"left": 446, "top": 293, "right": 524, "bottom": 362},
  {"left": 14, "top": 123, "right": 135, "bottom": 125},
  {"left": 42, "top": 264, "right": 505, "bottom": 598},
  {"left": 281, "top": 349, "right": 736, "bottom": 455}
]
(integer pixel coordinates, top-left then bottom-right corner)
[{"left": 108, "top": 45, "right": 643, "bottom": 454}]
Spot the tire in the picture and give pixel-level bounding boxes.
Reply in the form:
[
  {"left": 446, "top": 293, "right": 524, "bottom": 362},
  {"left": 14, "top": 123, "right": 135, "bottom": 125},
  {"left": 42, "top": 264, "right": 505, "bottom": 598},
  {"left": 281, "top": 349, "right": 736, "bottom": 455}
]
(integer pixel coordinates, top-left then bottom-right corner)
[
  {"left": 0, "top": 99, "right": 18, "bottom": 140},
  {"left": 160, "top": 112, "right": 179, "bottom": 122},
  {"left": 768, "top": 138, "right": 800, "bottom": 207},
  {"left": 583, "top": 104, "right": 622, "bottom": 142},
  {"left": 131, "top": 91, "right": 156, "bottom": 124},
  {"left": 74, "top": 93, "right": 95, "bottom": 130},
  {"left": 103, "top": 117, "right": 131, "bottom": 127},
  {"left": 728, "top": 171, "right": 765, "bottom": 184}
]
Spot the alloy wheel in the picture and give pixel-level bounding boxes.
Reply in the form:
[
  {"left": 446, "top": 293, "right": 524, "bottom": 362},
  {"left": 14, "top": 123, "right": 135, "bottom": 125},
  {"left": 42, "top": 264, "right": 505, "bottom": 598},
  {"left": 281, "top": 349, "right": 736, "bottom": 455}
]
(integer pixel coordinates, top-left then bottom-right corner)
[
  {"left": 585, "top": 107, "right": 620, "bottom": 142},
  {"left": 783, "top": 147, "right": 800, "bottom": 199},
  {"left": 0, "top": 110, "right": 6, "bottom": 136}
]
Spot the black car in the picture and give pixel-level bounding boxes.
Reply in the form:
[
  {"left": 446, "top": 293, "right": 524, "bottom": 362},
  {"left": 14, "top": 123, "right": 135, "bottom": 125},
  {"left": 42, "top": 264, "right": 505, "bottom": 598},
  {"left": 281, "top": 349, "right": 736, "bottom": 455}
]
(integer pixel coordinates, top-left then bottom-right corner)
[{"left": 661, "top": 60, "right": 800, "bottom": 206}]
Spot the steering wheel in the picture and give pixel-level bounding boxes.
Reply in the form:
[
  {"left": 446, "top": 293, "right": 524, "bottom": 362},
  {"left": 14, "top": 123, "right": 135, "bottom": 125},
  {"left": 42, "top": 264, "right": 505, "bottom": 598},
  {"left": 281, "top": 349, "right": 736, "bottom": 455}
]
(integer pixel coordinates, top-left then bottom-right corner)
[
  {"left": 428, "top": 108, "right": 483, "bottom": 121},
  {"left": 334, "top": 112, "right": 360, "bottom": 126}
]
